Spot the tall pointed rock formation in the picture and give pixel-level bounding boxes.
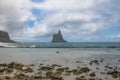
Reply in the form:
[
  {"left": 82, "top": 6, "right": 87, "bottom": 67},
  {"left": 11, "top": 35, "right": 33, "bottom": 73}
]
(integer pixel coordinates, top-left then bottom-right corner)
[{"left": 51, "top": 30, "right": 67, "bottom": 43}]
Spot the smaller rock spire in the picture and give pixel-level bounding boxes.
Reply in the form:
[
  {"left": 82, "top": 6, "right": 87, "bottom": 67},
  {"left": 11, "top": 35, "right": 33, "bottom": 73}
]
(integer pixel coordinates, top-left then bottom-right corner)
[{"left": 58, "top": 30, "right": 61, "bottom": 34}]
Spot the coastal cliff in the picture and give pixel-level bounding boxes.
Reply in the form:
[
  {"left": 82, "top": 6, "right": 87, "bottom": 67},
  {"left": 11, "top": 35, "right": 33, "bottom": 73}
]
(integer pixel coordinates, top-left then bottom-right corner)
[
  {"left": 51, "top": 30, "right": 67, "bottom": 43},
  {"left": 0, "top": 30, "right": 14, "bottom": 43}
]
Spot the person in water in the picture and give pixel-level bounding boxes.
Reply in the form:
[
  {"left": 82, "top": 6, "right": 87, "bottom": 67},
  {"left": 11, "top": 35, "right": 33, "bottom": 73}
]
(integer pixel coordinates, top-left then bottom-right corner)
[{"left": 56, "top": 51, "right": 60, "bottom": 53}]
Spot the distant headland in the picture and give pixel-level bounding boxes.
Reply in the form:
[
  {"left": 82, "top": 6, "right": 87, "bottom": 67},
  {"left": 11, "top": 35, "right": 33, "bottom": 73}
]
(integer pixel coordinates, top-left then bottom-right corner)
[
  {"left": 0, "top": 30, "right": 14, "bottom": 43},
  {"left": 51, "top": 30, "right": 67, "bottom": 43}
]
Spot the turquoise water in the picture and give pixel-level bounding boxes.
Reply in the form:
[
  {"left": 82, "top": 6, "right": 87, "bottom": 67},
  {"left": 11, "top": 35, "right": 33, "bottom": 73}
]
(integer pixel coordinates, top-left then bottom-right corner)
[{"left": 2, "top": 42, "right": 120, "bottom": 48}]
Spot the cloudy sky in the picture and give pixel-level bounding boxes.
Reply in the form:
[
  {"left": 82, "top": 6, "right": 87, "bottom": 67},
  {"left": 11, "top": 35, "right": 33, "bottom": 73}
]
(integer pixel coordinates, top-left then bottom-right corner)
[{"left": 0, "top": 0, "right": 120, "bottom": 42}]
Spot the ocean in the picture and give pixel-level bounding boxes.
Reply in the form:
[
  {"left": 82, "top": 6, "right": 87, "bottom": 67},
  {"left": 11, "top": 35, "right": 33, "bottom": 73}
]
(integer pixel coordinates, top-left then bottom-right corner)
[
  {"left": 0, "top": 42, "right": 120, "bottom": 65},
  {"left": 0, "top": 42, "right": 120, "bottom": 48}
]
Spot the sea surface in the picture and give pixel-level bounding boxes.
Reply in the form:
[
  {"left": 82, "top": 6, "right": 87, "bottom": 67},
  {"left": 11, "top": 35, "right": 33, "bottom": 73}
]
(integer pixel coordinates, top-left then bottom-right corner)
[
  {"left": 0, "top": 42, "right": 120, "bottom": 48},
  {"left": 0, "top": 48, "right": 120, "bottom": 64},
  {"left": 0, "top": 42, "right": 120, "bottom": 64}
]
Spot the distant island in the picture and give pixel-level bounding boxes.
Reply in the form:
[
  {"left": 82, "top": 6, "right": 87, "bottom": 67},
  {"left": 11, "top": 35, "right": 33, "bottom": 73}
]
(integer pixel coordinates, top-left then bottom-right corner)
[
  {"left": 51, "top": 30, "right": 67, "bottom": 43},
  {"left": 0, "top": 30, "right": 14, "bottom": 43}
]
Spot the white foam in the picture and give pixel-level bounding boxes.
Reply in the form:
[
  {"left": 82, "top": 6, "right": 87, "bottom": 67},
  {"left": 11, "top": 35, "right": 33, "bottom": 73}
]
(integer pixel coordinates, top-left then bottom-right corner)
[
  {"left": 0, "top": 42, "right": 16, "bottom": 48},
  {"left": 30, "top": 45, "right": 36, "bottom": 48}
]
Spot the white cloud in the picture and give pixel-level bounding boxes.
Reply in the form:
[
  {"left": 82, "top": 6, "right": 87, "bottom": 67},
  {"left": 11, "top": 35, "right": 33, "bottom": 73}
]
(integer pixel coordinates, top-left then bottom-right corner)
[
  {"left": 111, "top": 34, "right": 120, "bottom": 38},
  {"left": 0, "top": 0, "right": 36, "bottom": 35},
  {"left": 33, "top": 0, "right": 95, "bottom": 11},
  {"left": 0, "top": 0, "right": 120, "bottom": 42}
]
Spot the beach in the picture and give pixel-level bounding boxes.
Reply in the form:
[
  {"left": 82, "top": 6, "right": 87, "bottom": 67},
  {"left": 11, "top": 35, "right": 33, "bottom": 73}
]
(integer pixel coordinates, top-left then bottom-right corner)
[
  {"left": 0, "top": 48, "right": 120, "bottom": 80},
  {"left": 0, "top": 0, "right": 120, "bottom": 79}
]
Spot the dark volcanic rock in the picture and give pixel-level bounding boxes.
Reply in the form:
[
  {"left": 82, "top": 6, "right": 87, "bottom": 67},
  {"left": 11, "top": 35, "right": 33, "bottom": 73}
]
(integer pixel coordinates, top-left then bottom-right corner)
[
  {"left": 51, "top": 30, "right": 67, "bottom": 43},
  {"left": 0, "top": 30, "right": 14, "bottom": 43}
]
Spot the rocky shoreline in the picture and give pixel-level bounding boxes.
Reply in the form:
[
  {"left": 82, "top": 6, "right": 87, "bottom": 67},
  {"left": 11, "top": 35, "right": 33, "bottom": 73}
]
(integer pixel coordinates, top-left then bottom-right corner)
[{"left": 0, "top": 58, "right": 120, "bottom": 80}]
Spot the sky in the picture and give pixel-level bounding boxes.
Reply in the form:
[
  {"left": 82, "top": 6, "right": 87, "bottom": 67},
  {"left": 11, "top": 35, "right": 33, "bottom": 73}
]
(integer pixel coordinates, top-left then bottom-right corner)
[{"left": 0, "top": 0, "right": 120, "bottom": 42}]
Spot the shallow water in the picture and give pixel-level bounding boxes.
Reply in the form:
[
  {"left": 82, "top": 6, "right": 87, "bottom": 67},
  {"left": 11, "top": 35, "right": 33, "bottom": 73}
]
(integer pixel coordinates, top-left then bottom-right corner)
[{"left": 0, "top": 48, "right": 120, "bottom": 64}]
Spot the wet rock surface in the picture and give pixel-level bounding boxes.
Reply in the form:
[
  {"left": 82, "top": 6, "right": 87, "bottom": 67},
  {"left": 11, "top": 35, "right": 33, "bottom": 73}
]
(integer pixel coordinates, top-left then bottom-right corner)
[{"left": 0, "top": 56, "right": 120, "bottom": 80}]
